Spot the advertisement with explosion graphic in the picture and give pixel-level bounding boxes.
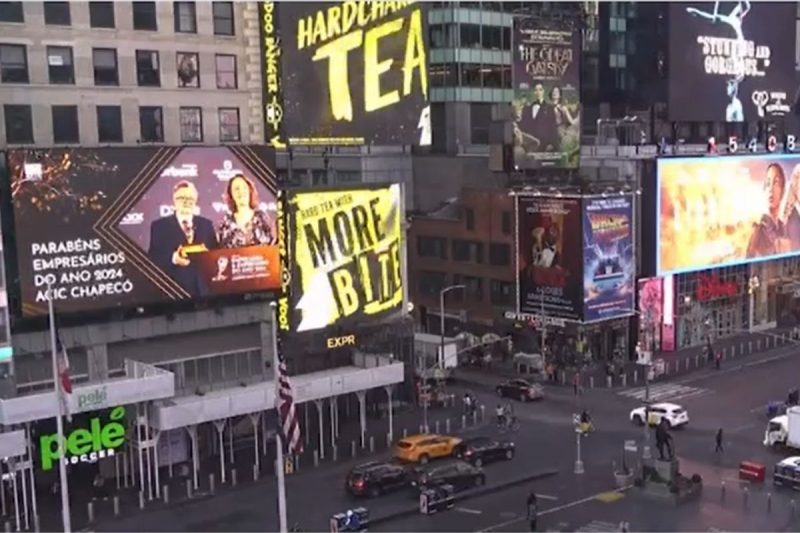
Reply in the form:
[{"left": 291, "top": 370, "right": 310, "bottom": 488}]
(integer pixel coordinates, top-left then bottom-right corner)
[{"left": 582, "top": 196, "right": 635, "bottom": 322}]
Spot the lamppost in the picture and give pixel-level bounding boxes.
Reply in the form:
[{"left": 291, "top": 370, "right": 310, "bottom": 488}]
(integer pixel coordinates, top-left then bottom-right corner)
[
  {"left": 636, "top": 308, "right": 655, "bottom": 460},
  {"left": 748, "top": 275, "right": 760, "bottom": 333},
  {"left": 439, "top": 284, "right": 466, "bottom": 370}
]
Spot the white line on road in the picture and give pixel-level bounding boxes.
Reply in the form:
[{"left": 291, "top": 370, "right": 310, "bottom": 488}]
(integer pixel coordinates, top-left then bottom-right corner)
[
  {"left": 535, "top": 493, "right": 558, "bottom": 501},
  {"left": 455, "top": 507, "right": 483, "bottom": 515}
]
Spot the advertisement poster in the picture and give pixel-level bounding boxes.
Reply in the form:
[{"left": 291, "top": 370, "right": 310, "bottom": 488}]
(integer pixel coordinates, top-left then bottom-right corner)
[
  {"left": 286, "top": 184, "right": 405, "bottom": 333},
  {"left": 259, "top": 1, "right": 285, "bottom": 148},
  {"left": 274, "top": 1, "right": 430, "bottom": 146},
  {"left": 657, "top": 153, "right": 800, "bottom": 274},
  {"left": 517, "top": 196, "right": 582, "bottom": 320},
  {"left": 512, "top": 17, "right": 581, "bottom": 168},
  {"left": 583, "top": 196, "right": 635, "bottom": 322},
  {"left": 638, "top": 277, "right": 664, "bottom": 352},
  {"left": 9, "top": 146, "right": 280, "bottom": 316},
  {"left": 668, "top": 2, "right": 795, "bottom": 123}
]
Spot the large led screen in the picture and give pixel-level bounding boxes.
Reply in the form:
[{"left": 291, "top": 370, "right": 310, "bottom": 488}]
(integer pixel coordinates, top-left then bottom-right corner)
[
  {"left": 517, "top": 196, "right": 582, "bottom": 320},
  {"left": 668, "top": 2, "right": 796, "bottom": 122},
  {"left": 285, "top": 184, "right": 405, "bottom": 333},
  {"left": 271, "top": 1, "right": 430, "bottom": 146},
  {"left": 9, "top": 147, "right": 280, "bottom": 316},
  {"left": 582, "top": 196, "right": 635, "bottom": 322},
  {"left": 657, "top": 153, "right": 800, "bottom": 275},
  {"left": 512, "top": 17, "right": 581, "bottom": 168}
]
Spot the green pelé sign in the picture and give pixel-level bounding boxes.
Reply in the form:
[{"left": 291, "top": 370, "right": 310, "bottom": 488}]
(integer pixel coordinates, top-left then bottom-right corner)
[{"left": 40, "top": 406, "right": 126, "bottom": 471}]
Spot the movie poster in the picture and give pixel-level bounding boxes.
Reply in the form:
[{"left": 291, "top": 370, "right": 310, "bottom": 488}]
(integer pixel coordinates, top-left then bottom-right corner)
[
  {"left": 638, "top": 277, "right": 663, "bottom": 353},
  {"left": 8, "top": 146, "right": 280, "bottom": 316},
  {"left": 583, "top": 196, "right": 635, "bottom": 322},
  {"left": 517, "top": 196, "right": 582, "bottom": 320},
  {"left": 512, "top": 17, "right": 581, "bottom": 168},
  {"left": 668, "top": 2, "right": 796, "bottom": 123},
  {"left": 274, "top": 1, "right": 430, "bottom": 146},
  {"left": 286, "top": 184, "right": 405, "bottom": 333},
  {"left": 657, "top": 153, "right": 800, "bottom": 274}
]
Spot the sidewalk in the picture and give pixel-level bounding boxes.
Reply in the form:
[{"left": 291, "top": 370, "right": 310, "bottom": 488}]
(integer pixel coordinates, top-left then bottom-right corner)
[
  {"left": 453, "top": 325, "right": 800, "bottom": 393},
  {"left": 53, "top": 395, "right": 489, "bottom": 532}
]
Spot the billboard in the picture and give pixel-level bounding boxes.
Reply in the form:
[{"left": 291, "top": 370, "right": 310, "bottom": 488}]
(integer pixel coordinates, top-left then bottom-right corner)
[
  {"left": 583, "top": 196, "right": 635, "bottom": 322},
  {"left": 272, "top": 1, "right": 430, "bottom": 146},
  {"left": 657, "top": 153, "right": 800, "bottom": 275},
  {"left": 9, "top": 147, "right": 280, "bottom": 316},
  {"left": 668, "top": 2, "right": 796, "bottom": 123},
  {"left": 285, "top": 184, "right": 405, "bottom": 333},
  {"left": 516, "top": 196, "right": 582, "bottom": 320},
  {"left": 259, "top": 1, "right": 286, "bottom": 148},
  {"left": 512, "top": 17, "right": 581, "bottom": 168}
]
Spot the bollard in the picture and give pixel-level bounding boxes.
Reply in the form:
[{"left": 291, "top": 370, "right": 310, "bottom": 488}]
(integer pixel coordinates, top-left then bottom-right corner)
[
  {"left": 369, "top": 436, "right": 375, "bottom": 453},
  {"left": 314, "top": 449, "right": 320, "bottom": 467},
  {"left": 186, "top": 479, "right": 193, "bottom": 499},
  {"left": 791, "top": 499, "right": 796, "bottom": 518},
  {"left": 622, "top": 373, "right": 627, "bottom": 387},
  {"left": 294, "top": 454, "right": 300, "bottom": 471},
  {"left": 253, "top": 463, "right": 259, "bottom": 481},
  {"left": 560, "top": 372, "right": 566, "bottom": 385},
  {"left": 3, "top": 522, "right": 8, "bottom": 533},
  {"left": 694, "top": 354, "right": 699, "bottom": 368},
  {"left": 461, "top": 415, "right": 466, "bottom": 429},
  {"left": 139, "top": 491, "right": 146, "bottom": 510},
  {"left": 419, "top": 424, "right": 424, "bottom": 434},
  {"left": 434, "top": 420, "right": 440, "bottom": 434},
  {"left": 685, "top": 358, "right": 689, "bottom": 371},
  {"left": 163, "top": 484, "right": 170, "bottom": 504},
  {"left": 675, "top": 361, "right": 680, "bottom": 374},
  {"left": 402, "top": 428, "right": 408, "bottom": 438},
  {"left": 351, "top": 440, "right": 357, "bottom": 458},
  {"left": 386, "top": 434, "right": 392, "bottom": 448},
  {"left": 757, "top": 339, "right": 762, "bottom": 351},
  {"left": 743, "top": 486, "right": 749, "bottom": 508},
  {"left": 332, "top": 445, "right": 338, "bottom": 462},
  {"left": 480, "top": 404, "right": 486, "bottom": 422},
  {"left": 721, "top": 480, "right": 726, "bottom": 502},
  {"left": 87, "top": 501, "right": 95, "bottom": 523},
  {"left": 606, "top": 375, "right": 612, "bottom": 388},
  {"left": 767, "top": 492, "right": 772, "bottom": 512},
  {"left": 446, "top": 418, "right": 451, "bottom": 433},
  {"left": 749, "top": 341, "right": 753, "bottom": 355},
  {"left": 232, "top": 468, "right": 237, "bottom": 487},
  {"left": 209, "top": 473, "right": 216, "bottom": 494},
  {"left": 633, "top": 370, "right": 638, "bottom": 385},
  {"left": 590, "top": 376, "right": 595, "bottom": 389},
  {"left": 113, "top": 495, "right": 120, "bottom": 516}
]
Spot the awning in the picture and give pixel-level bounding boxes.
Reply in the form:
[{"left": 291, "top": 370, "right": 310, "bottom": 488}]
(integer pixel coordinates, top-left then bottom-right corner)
[{"left": 0, "top": 431, "right": 26, "bottom": 459}]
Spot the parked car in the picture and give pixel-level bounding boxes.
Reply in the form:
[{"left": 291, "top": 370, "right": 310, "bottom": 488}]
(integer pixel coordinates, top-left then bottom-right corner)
[
  {"left": 411, "top": 460, "right": 485, "bottom": 492},
  {"left": 774, "top": 456, "right": 800, "bottom": 489},
  {"left": 345, "top": 461, "right": 410, "bottom": 498},
  {"left": 393, "top": 434, "right": 462, "bottom": 464},
  {"left": 629, "top": 402, "right": 689, "bottom": 428},
  {"left": 496, "top": 379, "right": 544, "bottom": 401},
  {"left": 453, "top": 437, "right": 515, "bottom": 466}
]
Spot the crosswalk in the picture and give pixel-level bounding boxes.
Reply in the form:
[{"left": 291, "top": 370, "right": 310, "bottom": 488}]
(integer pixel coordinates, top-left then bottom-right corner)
[
  {"left": 575, "top": 520, "right": 624, "bottom": 532},
  {"left": 618, "top": 383, "right": 712, "bottom": 403}
]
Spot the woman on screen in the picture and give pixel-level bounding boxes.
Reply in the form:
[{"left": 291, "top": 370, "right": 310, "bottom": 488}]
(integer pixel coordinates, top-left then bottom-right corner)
[{"left": 217, "top": 174, "right": 275, "bottom": 248}]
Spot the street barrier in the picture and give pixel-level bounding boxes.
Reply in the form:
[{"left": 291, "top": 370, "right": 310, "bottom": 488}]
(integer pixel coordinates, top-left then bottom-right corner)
[
  {"left": 87, "top": 501, "right": 95, "bottom": 523},
  {"left": 163, "top": 484, "right": 169, "bottom": 504}
]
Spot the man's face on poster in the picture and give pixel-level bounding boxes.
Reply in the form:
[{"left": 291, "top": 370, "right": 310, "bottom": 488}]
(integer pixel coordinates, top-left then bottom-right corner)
[
  {"left": 173, "top": 184, "right": 198, "bottom": 218},
  {"left": 533, "top": 84, "right": 545, "bottom": 103}
]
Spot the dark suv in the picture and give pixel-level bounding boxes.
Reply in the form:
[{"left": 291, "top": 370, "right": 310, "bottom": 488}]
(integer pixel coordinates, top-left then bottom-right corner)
[
  {"left": 454, "top": 437, "right": 515, "bottom": 466},
  {"left": 345, "top": 461, "right": 410, "bottom": 498}
]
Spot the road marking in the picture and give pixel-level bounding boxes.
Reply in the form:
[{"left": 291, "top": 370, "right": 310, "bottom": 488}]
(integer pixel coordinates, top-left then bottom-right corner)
[
  {"left": 480, "top": 486, "right": 633, "bottom": 532},
  {"left": 594, "top": 491, "right": 624, "bottom": 503},
  {"left": 618, "top": 383, "right": 712, "bottom": 403},
  {"left": 455, "top": 507, "right": 482, "bottom": 515},
  {"left": 577, "top": 520, "right": 623, "bottom": 532},
  {"left": 536, "top": 493, "right": 558, "bottom": 501}
]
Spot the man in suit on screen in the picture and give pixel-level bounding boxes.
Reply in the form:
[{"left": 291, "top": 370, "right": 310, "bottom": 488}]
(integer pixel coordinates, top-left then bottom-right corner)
[{"left": 148, "top": 180, "right": 218, "bottom": 297}]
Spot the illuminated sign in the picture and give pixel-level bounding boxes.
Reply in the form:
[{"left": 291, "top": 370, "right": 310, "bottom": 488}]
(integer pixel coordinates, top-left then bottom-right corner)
[
  {"left": 695, "top": 273, "right": 739, "bottom": 301},
  {"left": 40, "top": 406, "right": 126, "bottom": 471},
  {"left": 260, "top": 1, "right": 285, "bottom": 148},
  {"left": 326, "top": 334, "right": 356, "bottom": 349}
]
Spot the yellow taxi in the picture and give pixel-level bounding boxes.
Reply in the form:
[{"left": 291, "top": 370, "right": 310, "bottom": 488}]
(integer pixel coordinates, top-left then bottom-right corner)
[{"left": 393, "top": 434, "right": 462, "bottom": 464}]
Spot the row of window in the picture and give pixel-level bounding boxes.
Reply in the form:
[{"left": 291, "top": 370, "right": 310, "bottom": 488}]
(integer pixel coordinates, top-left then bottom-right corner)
[
  {"left": 417, "top": 236, "right": 511, "bottom": 267},
  {"left": 431, "top": 63, "right": 512, "bottom": 90},
  {"left": 3, "top": 104, "right": 241, "bottom": 144},
  {"left": 417, "top": 270, "right": 514, "bottom": 306},
  {"left": 0, "top": 44, "right": 238, "bottom": 89},
  {"left": 430, "top": 24, "right": 512, "bottom": 51},
  {"left": 0, "top": 1, "right": 235, "bottom": 36}
]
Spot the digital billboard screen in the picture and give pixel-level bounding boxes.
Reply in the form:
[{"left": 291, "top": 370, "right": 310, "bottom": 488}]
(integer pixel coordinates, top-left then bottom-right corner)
[
  {"left": 516, "top": 196, "right": 583, "bottom": 320},
  {"left": 582, "top": 196, "right": 635, "bottom": 322},
  {"left": 271, "top": 1, "right": 430, "bottom": 146},
  {"left": 668, "top": 1, "right": 796, "bottom": 123},
  {"left": 285, "top": 184, "right": 405, "bottom": 333},
  {"left": 657, "top": 153, "right": 800, "bottom": 275},
  {"left": 512, "top": 17, "right": 581, "bottom": 168},
  {"left": 9, "top": 147, "right": 280, "bottom": 316}
]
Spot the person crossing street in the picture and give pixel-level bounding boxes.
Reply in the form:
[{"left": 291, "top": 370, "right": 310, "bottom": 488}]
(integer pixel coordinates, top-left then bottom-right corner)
[
  {"left": 715, "top": 428, "right": 724, "bottom": 453},
  {"left": 526, "top": 491, "right": 538, "bottom": 531}
]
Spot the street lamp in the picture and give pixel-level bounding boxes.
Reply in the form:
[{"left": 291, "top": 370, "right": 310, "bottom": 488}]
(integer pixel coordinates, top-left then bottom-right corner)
[
  {"left": 748, "top": 275, "right": 760, "bottom": 333},
  {"left": 439, "top": 284, "right": 466, "bottom": 371}
]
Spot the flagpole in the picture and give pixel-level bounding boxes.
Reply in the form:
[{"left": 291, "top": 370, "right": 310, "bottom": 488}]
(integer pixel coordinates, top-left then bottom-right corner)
[
  {"left": 47, "top": 283, "right": 71, "bottom": 533},
  {"left": 270, "top": 303, "right": 288, "bottom": 533}
]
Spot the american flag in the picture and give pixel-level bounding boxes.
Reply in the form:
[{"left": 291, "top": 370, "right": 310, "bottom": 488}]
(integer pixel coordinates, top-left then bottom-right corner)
[
  {"left": 276, "top": 351, "right": 302, "bottom": 455},
  {"left": 55, "top": 333, "right": 73, "bottom": 423}
]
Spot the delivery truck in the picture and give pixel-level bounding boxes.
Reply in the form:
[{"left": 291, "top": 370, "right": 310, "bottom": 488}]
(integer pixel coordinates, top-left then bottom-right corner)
[{"left": 764, "top": 406, "right": 800, "bottom": 448}]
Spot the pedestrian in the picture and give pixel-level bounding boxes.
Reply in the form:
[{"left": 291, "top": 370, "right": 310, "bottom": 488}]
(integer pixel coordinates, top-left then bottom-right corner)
[
  {"left": 572, "top": 373, "right": 580, "bottom": 396},
  {"left": 715, "top": 428, "right": 723, "bottom": 453},
  {"left": 526, "top": 491, "right": 538, "bottom": 531},
  {"left": 714, "top": 351, "right": 721, "bottom": 370},
  {"left": 463, "top": 393, "right": 472, "bottom": 415}
]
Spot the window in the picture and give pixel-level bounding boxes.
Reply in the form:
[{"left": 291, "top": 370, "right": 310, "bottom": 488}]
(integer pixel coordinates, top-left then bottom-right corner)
[
  {"left": 92, "top": 48, "right": 118, "bottom": 85},
  {"left": 136, "top": 50, "right": 160, "bottom": 87},
  {"left": 482, "top": 64, "right": 502, "bottom": 88},
  {"left": 490, "top": 280, "right": 514, "bottom": 306},
  {"left": 470, "top": 103, "right": 490, "bottom": 144},
  {"left": 139, "top": 106, "right": 164, "bottom": 142},
  {"left": 465, "top": 208, "right": 475, "bottom": 230},
  {"left": 179, "top": 107, "right": 202, "bottom": 142},
  {"left": 460, "top": 24, "right": 481, "bottom": 48},
  {"left": 0, "top": 2, "right": 23, "bottom": 22},
  {"left": 430, "top": 64, "right": 456, "bottom": 88},
  {"left": 454, "top": 274, "right": 483, "bottom": 301},
  {"left": 52, "top": 105, "right": 79, "bottom": 144},
  {"left": 218, "top": 108, "right": 240, "bottom": 141},
  {"left": 418, "top": 271, "right": 447, "bottom": 296},
  {"left": 89, "top": 2, "right": 115, "bottom": 28},
  {"left": 215, "top": 54, "right": 237, "bottom": 88},
  {"left": 481, "top": 26, "right": 502, "bottom": 50},
  {"left": 417, "top": 236, "right": 447, "bottom": 259},
  {"left": 96, "top": 105, "right": 122, "bottom": 143},
  {"left": 176, "top": 52, "right": 199, "bottom": 88},
  {"left": 0, "top": 44, "right": 27, "bottom": 83},
  {"left": 212, "top": 2, "right": 234, "bottom": 36},
  {"left": 501, "top": 211, "right": 511, "bottom": 234},
  {"left": 489, "top": 243, "right": 510, "bottom": 266},
  {"left": 461, "top": 63, "right": 481, "bottom": 88},
  {"left": 173, "top": 2, "right": 196, "bottom": 33},
  {"left": 43, "top": 2, "right": 70, "bottom": 25},
  {"left": 132, "top": 1, "right": 157, "bottom": 30},
  {"left": 3, "top": 104, "right": 32, "bottom": 144},
  {"left": 452, "top": 240, "right": 483, "bottom": 263},
  {"left": 429, "top": 24, "right": 455, "bottom": 48},
  {"left": 47, "top": 46, "right": 74, "bottom": 84}
]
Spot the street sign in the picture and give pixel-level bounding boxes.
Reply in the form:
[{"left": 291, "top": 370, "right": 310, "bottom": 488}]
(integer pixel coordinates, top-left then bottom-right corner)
[{"left": 624, "top": 440, "right": 638, "bottom": 452}]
